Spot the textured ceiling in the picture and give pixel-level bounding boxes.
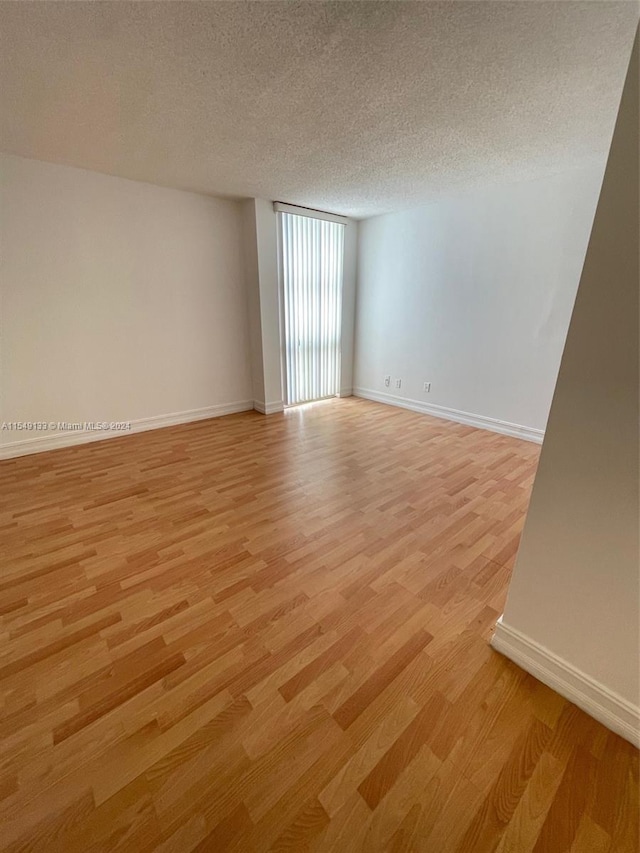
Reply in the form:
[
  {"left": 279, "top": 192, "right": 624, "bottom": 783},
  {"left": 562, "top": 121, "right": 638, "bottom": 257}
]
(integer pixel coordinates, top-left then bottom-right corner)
[{"left": 0, "top": 2, "right": 637, "bottom": 218}]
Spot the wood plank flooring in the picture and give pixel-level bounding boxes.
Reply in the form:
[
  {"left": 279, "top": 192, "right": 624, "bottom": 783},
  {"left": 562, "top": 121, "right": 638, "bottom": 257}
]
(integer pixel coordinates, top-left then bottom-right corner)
[{"left": 0, "top": 398, "right": 637, "bottom": 852}]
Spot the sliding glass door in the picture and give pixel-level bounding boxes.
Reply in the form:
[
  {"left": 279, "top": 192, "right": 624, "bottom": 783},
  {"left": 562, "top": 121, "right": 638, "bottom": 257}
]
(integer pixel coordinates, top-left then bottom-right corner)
[{"left": 278, "top": 211, "right": 345, "bottom": 406}]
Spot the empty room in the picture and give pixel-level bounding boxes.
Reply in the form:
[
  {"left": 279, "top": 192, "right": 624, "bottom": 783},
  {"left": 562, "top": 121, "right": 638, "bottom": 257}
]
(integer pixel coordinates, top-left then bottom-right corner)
[{"left": 0, "top": 2, "right": 638, "bottom": 851}]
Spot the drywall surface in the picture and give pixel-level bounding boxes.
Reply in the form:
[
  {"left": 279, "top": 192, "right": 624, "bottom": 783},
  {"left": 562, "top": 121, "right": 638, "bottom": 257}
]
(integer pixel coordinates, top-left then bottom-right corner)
[
  {"left": 254, "top": 199, "right": 284, "bottom": 412},
  {"left": 0, "top": 153, "right": 253, "bottom": 450},
  {"left": 242, "top": 199, "right": 266, "bottom": 407},
  {"left": 353, "top": 166, "right": 606, "bottom": 432},
  {"left": 499, "top": 33, "right": 639, "bottom": 708},
  {"left": 340, "top": 219, "right": 358, "bottom": 396}
]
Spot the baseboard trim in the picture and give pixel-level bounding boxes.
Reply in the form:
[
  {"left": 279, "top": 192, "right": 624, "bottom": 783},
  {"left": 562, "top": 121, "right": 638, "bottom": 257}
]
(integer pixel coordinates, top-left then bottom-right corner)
[
  {"left": 352, "top": 387, "right": 544, "bottom": 444},
  {"left": 338, "top": 388, "right": 353, "bottom": 398},
  {"left": 0, "top": 401, "right": 254, "bottom": 460},
  {"left": 253, "top": 400, "right": 284, "bottom": 415},
  {"left": 492, "top": 617, "right": 640, "bottom": 747}
]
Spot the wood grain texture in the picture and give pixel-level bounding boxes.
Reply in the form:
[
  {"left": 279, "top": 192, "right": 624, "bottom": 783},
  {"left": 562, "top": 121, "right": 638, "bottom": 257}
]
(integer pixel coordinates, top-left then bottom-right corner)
[{"left": 0, "top": 398, "right": 637, "bottom": 852}]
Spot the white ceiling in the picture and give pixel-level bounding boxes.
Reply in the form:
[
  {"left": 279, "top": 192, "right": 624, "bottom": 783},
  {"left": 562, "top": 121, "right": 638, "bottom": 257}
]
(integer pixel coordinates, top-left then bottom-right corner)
[{"left": 0, "top": 2, "right": 637, "bottom": 218}]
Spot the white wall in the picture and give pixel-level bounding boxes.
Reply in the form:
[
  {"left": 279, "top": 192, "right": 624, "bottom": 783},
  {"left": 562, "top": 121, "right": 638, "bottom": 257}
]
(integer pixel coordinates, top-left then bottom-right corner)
[
  {"left": 241, "top": 199, "right": 266, "bottom": 408},
  {"left": 494, "top": 33, "right": 639, "bottom": 744},
  {"left": 0, "top": 154, "right": 253, "bottom": 454},
  {"left": 339, "top": 219, "right": 358, "bottom": 397},
  {"left": 254, "top": 198, "right": 284, "bottom": 412},
  {"left": 353, "top": 166, "right": 606, "bottom": 436}
]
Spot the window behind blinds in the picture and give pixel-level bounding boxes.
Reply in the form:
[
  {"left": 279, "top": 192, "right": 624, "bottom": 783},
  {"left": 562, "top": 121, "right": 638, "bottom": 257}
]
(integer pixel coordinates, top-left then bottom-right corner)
[{"left": 278, "top": 211, "right": 345, "bottom": 406}]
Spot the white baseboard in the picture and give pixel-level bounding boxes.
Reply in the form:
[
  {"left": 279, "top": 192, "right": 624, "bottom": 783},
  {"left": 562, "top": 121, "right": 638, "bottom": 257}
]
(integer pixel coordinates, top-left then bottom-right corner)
[
  {"left": 492, "top": 617, "right": 640, "bottom": 747},
  {"left": 253, "top": 400, "right": 284, "bottom": 415},
  {"left": 338, "top": 387, "right": 353, "bottom": 398},
  {"left": 352, "top": 387, "right": 544, "bottom": 444},
  {"left": 0, "top": 400, "right": 254, "bottom": 460}
]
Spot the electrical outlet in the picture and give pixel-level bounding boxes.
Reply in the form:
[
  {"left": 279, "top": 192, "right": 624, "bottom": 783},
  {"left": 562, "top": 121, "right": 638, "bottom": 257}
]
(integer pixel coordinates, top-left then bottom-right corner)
[
  {"left": 395, "top": 379, "right": 402, "bottom": 389},
  {"left": 384, "top": 375, "right": 391, "bottom": 387},
  {"left": 423, "top": 382, "right": 431, "bottom": 393}
]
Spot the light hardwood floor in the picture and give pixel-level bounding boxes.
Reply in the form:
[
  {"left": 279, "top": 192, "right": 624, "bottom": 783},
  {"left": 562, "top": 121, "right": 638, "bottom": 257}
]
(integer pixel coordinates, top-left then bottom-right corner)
[{"left": 0, "top": 398, "right": 637, "bottom": 852}]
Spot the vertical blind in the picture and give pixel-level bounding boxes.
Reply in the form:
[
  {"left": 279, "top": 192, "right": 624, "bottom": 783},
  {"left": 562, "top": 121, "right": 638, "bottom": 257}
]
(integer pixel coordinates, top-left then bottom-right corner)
[{"left": 278, "top": 212, "right": 345, "bottom": 406}]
